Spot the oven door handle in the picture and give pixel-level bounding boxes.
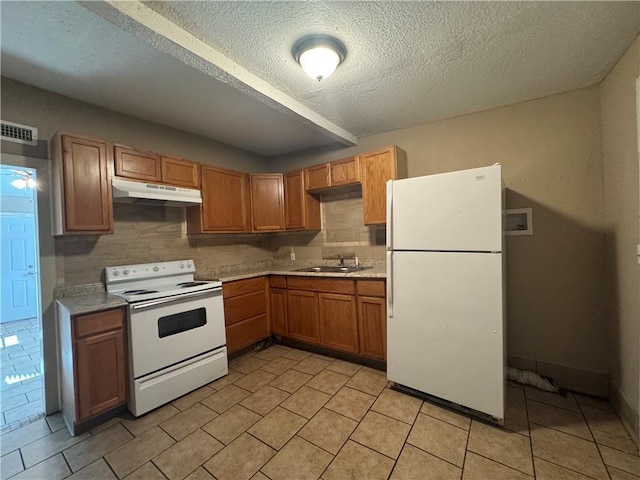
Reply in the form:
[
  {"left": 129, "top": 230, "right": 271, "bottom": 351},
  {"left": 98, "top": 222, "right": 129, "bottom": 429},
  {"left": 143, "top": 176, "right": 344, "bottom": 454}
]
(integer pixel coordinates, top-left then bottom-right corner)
[{"left": 131, "top": 288, "right": 223, "bottom": 310}]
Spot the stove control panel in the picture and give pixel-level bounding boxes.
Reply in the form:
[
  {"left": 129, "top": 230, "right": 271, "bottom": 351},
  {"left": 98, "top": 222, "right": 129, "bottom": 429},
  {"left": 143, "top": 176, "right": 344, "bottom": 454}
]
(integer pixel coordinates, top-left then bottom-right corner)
[{"left": 105, "top": 259, "right": 197, "bottom": 283}]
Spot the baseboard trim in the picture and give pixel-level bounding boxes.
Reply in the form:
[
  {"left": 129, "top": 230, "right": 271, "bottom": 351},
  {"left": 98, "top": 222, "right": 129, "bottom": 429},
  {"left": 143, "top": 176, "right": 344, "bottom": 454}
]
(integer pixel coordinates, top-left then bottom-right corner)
[
  {"left": 507, "top": 356, "right": 608, "bottom": 397},
  {"left": 609, "top": 381, "right": 640, "bottom": 447}
]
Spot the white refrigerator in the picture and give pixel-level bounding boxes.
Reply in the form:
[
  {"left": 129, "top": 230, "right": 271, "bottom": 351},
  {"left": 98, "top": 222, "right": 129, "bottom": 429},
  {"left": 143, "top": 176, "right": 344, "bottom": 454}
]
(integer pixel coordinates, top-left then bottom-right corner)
[{"left": 386, "top": 164, "right": 505, "bottom": 423}]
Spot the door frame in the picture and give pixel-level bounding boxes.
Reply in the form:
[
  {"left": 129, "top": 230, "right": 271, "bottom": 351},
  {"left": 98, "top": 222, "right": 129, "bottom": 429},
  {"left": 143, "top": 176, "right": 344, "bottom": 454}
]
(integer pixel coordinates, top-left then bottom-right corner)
[{"left": 1, "top": 153, "right": 58, "bottom": 414}]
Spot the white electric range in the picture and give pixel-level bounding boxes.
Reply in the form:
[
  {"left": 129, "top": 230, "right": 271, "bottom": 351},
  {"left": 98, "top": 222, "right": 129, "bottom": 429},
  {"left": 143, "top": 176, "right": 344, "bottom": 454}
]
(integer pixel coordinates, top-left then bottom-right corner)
[{"left": 105, "top": 259, "right": 227, "bottom": 416}]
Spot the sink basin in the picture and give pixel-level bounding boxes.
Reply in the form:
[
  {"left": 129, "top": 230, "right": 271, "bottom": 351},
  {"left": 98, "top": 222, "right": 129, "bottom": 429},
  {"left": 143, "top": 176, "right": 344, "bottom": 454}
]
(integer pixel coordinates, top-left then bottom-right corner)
[{"left": 293, "top": 266, "right": 372, "bottom": 273}]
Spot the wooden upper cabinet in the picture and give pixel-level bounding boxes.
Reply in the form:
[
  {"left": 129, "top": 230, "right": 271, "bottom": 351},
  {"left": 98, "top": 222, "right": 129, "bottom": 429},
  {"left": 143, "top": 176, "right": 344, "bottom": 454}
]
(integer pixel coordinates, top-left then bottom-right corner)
[
  {"left": 330, "top": 156, "right": 359, "bottom": 186},
  {"left": 114, "top": 146, "right": 199, "bottom": 188},
  {"left": 284, "top": 170, "right": 321, "bottom": 231},
  {"left": 305, "top": 163, "right": 331, "bottom": 191},
  {"left": 360, "top": 146, "right": 407, "bottom": 225},
  {"left": 250, "top": 174, "right": 284, "bottom": 232},
  {"left": 305, "top": 156, "right": 360, "bottom": 192},
  {"left": 187, "top": 165, "right": 249, "bottom": 234},
  {"left": 114, "top": 146, "right": 161, "bottom": 182},
  {"left": 52, "top": 133, "right": 113, "bottom": 235},
  {"left": 160, "top": 156, "right": 199, "bottom": 189}
]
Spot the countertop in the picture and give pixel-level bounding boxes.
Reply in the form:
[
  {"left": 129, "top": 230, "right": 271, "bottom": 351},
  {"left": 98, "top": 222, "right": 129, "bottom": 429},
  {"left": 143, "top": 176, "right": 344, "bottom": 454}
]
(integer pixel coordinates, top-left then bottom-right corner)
[
  {"left": 54, "top": 283, "right": 127, "bottom": 316},
  {"left": 208, "top": 266, "right": 387, "bottom": 283},
  {"left": 55, "top": 264, "right": 386, "bottom": 315}
]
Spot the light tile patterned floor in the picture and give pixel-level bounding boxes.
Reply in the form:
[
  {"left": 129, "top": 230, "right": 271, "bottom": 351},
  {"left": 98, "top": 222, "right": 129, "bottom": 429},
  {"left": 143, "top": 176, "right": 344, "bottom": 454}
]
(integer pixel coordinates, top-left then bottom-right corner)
[
  {"left": 1, "top": 345, "right": 638, "bottom": 480},
  {"left": 0, "top": 318, "right": 44, "bottom": 433}
]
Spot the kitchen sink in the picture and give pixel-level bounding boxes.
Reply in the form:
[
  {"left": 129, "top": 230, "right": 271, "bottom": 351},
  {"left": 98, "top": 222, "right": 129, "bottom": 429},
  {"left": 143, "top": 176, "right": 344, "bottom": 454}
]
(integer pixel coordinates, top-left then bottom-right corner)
[{"left": 293, "top": 265, "right": 373, "bottom": 273}]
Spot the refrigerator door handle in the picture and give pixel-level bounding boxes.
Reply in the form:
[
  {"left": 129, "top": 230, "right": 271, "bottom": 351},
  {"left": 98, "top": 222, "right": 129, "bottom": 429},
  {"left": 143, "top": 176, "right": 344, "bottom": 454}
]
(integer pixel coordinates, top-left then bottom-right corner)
[
  {"left": 386, "top": 180, "right": 393, "bottom": 250},
  {"left": 387, "top": 250, "right": 393, "bottom": 318}
]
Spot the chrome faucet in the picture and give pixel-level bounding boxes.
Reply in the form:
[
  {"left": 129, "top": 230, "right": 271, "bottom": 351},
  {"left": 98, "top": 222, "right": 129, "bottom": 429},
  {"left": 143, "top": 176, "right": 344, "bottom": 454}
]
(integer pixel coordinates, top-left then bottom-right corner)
[{"left": 337, "top": 254, "right": 345, "bottom": 266}]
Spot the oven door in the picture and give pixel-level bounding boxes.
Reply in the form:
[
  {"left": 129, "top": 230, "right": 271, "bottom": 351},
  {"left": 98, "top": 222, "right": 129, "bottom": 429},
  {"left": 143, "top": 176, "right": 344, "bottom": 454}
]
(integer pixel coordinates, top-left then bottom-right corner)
[{"left": 128, "top": 288, "right": 226, "bottom": 379}]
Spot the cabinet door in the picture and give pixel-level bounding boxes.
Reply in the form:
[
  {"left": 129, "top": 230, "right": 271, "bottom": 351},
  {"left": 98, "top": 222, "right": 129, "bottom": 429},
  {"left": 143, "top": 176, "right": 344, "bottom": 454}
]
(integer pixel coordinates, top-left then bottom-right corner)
[
  {"left": 250, "top": 174, "right": 284, "bottom": 232},
  {"left": 305, "top": 163, "right": 331, "bottom": 191},
  {"left": 331, "top": 156, "right": 360, "bottom": 186},
  {"left": 75, "top": 329, "right": 126, "bottom": 421},
  {"left": 161, "top": 156, "right": 199, "bottom": 188},
  {"left": 114, "top": 146, "right": 161, "bottom": 182},
  {"left": 357, "top": 296, "right": 387, "bottom": 360},
  {"left": 187, "top": 166, "right": 249, "bottom": 233},
  {"left": 270, "top": 288, "right": 288, "bottom": 336},
  {"left": 62, "top": 135, "right": 113, "bottom": 233},
  {"left": 319, "top": 293, "right": 358, "bottom": 353},
  {"left": 360, "top": 146, "right": 404, "bottom": 225},
  {"left": 287, "top": 290, "right": 320, "bottom": 344},
  {"left": 284, "top": 170, "right": 320, "bottom": 230}
]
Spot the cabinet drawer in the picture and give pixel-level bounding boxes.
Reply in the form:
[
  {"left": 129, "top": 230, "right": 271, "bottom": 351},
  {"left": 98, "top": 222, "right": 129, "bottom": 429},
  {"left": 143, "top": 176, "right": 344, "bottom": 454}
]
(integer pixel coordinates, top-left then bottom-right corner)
[
  {"left": 269, "top": 275, "right": 287, "bottom": 288},
  {"left": 287, "top": 277, "right": 355, "bottom": 295},
  {"left": 226, "top": 314, "right": 270, "bottom": 353},
  {"left": 356, "top": 280, "right": 386, "bottom": 298},
  {"left": 74, "top": 308, "right": 124, "bottom": 338},
  {"left": 224, "top": 291, "right": 267, "bottom": 326},
  {"left": 223, "top": 277, "right": 266, "bottom": 299}
]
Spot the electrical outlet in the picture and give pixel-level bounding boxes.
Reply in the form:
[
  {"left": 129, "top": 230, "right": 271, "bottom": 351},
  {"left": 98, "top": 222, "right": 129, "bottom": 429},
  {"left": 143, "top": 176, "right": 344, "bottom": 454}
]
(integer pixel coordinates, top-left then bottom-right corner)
[{"left": 290, "top": 252, "right": 296, "bottom": 261}]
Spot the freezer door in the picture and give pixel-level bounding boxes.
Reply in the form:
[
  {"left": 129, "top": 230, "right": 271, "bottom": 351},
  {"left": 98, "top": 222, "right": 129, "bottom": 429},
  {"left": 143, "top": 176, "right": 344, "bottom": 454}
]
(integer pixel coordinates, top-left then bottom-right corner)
[
  {"left": 387, "top": 251, "right": 505, "bottom": 421},
  {"left": 388, "top": 165, "right": 502, "bottom": 252}
]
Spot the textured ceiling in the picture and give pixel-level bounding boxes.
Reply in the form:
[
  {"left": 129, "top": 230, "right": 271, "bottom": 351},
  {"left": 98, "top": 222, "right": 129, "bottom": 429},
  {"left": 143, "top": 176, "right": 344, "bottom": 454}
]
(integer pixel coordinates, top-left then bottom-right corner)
[{"left": 1, "top": 1, "right": 639, "bottom": 157}]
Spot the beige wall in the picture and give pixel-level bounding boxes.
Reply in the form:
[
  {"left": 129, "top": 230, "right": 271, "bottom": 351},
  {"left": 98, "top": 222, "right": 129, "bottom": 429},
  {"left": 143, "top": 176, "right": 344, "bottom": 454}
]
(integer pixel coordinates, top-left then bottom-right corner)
[
  {"left": 0, "top": 77, "right": 278, "bottom": 287},
  {"left": 0, "top": 77, "right": 266, "bottom": 172},
  {"left": 271, "top": 87, "right": 609, "bottom": 379},
  {"left": 601, "top": 36, "right": 640, "bottom": 439}
]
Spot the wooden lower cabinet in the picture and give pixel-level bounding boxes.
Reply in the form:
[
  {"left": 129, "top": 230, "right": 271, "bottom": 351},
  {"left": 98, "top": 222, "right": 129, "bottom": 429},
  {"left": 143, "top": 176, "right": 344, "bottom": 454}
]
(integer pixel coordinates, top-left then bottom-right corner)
[
  {"left": 356, "top": 280, "right": 387, "bottom": 360},
  {"left": 269, "top": 276, "right": 288, "bottom": 337},
  {"left": 221, "top": 275, "right": 386, "bottom": 361},
  {"left": 319, "top": 293, "right": 358, "bottom": 353},
  {"left": 357, "top": 296, "right": 387, "bottom": 360},
  {"left": 223, "top": 277, "right": 269, "bottom": 353},
  {"left": 287, "top": 290, "right": 320, "bottom": 344},
  {"left": 57, "top": 305, "right": 127, "bottom": 434},
  {"left": 76, "top": 329, "right": 126, "bottom": 420}
]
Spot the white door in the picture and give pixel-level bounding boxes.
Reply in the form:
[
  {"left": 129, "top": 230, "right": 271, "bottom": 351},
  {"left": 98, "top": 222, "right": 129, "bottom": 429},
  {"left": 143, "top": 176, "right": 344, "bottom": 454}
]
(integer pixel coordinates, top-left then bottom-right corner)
[
  {"left": 387, "top": 250, "right": 505, "bottom": 421},
  {"left": 387, "top": 165, "right": 503, "bottom": 252},
  {"left": 1, "top": 214, "right": 38, "bottom": 322}
]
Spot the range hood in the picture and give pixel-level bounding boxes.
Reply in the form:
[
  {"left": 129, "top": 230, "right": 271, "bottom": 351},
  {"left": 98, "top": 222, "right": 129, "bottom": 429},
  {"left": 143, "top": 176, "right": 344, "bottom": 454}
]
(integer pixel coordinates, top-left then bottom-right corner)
[{"left": 112, "top": 178, "right": 202, "bottom": 207}]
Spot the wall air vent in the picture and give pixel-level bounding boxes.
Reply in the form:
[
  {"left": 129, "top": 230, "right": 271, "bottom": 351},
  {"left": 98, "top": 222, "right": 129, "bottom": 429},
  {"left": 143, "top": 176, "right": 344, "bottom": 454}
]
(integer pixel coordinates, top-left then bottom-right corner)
[{"left": 1, "top": 120, "right": 38, "bottom": 146}]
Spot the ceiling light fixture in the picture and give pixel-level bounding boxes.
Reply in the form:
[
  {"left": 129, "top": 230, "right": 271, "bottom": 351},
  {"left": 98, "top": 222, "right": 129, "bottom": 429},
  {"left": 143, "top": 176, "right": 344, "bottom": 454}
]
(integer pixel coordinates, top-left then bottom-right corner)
[{"left": 293, "top": 35, "right": 346, "bottom": 82}]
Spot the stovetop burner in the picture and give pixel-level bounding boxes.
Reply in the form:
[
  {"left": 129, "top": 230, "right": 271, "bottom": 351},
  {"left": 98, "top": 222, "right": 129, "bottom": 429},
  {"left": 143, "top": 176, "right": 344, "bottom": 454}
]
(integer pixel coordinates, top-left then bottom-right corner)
[
  {"left": 106, "top": 260, "right": 222, "bottom": 302},
  {"left": 124, "top": 289, "right": 159, "bottom": 295},
  {"left": 177, "top": 282, "right": 208, "bottom": 288}
]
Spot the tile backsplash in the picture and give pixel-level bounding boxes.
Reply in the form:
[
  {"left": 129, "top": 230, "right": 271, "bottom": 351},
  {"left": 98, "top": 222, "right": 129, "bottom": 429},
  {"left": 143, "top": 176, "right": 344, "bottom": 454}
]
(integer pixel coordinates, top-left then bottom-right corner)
[{"left": 56, "top": 193, "right": 385, "bottom": 286}]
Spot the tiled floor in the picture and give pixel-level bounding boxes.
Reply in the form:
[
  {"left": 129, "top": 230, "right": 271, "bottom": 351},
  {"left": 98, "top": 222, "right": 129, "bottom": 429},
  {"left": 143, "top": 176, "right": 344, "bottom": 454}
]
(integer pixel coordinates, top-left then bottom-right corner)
[
  {"left": 1, "top": 345, "right": 639, "bottom": 480},
  {"left": 0, "top": 318, "right": 44, "bottom": 433}
]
